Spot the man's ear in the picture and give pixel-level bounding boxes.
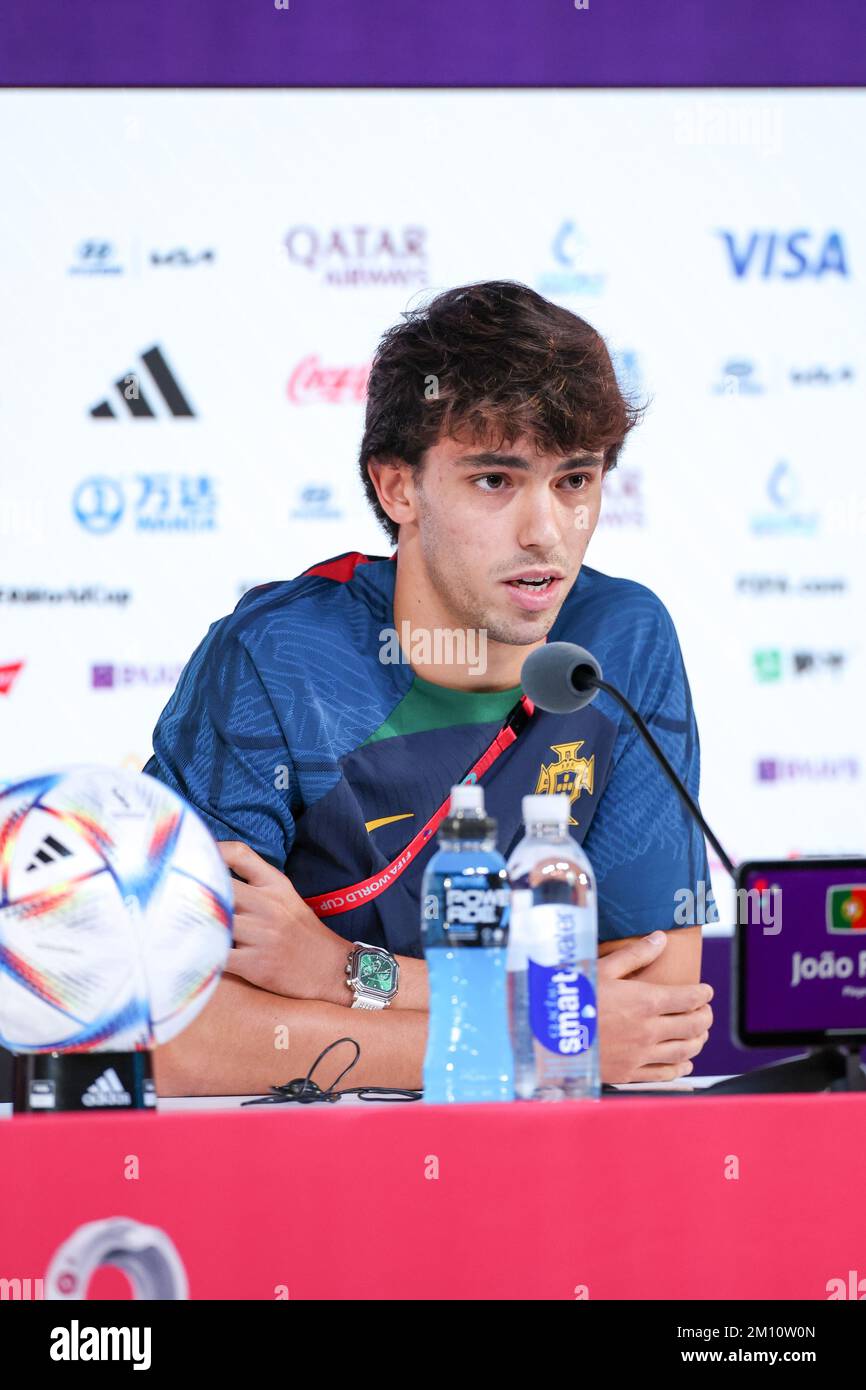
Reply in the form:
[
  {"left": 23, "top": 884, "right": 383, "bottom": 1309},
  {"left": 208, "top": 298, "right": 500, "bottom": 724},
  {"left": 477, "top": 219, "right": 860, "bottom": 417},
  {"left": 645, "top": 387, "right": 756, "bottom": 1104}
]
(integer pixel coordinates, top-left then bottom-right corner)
[{"left": 366, "top": 455, "right": 418, "bottom": 530}]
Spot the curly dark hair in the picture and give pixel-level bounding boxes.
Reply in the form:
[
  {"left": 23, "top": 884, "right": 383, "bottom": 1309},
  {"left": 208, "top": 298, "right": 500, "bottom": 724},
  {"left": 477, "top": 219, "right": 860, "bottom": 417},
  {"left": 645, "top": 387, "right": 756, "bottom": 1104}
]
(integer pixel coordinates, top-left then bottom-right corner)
[{"left": 358, "top": 279, "right": 646, "bottom": 544}]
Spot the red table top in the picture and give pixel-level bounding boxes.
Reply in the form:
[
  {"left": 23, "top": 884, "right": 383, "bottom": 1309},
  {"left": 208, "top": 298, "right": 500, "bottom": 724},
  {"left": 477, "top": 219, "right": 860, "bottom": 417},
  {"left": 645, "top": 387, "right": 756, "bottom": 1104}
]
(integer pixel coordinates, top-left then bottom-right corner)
[{"left": 2, "top": 1092, "right": 865, "bottom": 1300}]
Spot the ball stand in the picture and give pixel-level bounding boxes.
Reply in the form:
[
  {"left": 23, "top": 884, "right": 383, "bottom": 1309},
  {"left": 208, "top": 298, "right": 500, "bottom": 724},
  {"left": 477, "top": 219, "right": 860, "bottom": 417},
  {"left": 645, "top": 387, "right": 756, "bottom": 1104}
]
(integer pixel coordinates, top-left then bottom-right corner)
[{"left": 12, "top": 1051, "right": 156, "bottom": 1113}]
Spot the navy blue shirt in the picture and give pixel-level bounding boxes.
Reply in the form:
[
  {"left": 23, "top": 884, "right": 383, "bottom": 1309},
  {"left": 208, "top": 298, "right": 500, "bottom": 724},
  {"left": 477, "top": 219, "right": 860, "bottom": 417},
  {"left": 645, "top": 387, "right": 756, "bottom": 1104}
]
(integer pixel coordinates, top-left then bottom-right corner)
[{"left": 144, "top": 551, "right": 711, "bottom": 956}]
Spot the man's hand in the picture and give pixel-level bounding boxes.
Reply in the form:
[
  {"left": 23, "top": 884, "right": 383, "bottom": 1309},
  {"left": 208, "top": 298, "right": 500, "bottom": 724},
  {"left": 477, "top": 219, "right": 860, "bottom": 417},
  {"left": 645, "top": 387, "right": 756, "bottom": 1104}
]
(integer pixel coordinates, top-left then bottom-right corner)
[
  {"left": 219, "top": 841, "right": 350, "bottom": 1008},
  {"left": 597, "top": 931, "right": 713, "bottom": 1083}
]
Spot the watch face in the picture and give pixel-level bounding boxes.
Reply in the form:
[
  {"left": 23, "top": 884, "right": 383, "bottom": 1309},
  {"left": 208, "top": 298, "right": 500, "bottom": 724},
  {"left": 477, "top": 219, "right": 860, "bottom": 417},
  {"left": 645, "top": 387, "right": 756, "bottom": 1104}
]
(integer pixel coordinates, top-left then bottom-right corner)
[{"left": 358, "top": 950, "right": 396, "bottom": 995}]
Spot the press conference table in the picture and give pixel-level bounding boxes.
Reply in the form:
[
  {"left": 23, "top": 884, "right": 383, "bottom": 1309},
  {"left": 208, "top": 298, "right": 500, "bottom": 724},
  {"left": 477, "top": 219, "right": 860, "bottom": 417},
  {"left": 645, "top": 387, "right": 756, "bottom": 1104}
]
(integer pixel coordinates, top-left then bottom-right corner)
[{"left": 2, "top": 1080, "right": 865, "bottom": 1300}]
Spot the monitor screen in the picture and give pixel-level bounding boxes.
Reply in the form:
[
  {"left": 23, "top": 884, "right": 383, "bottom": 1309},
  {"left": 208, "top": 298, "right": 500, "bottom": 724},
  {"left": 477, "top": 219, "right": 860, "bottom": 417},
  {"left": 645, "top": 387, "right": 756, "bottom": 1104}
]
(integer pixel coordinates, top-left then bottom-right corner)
[{"left": 737, "top": 859, "right": 866, "bottom": 1044}]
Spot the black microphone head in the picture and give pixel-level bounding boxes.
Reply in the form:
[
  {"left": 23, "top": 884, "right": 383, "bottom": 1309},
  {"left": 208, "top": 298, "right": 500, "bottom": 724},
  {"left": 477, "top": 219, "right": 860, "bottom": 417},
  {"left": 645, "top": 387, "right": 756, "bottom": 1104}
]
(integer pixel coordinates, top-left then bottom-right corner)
[{"left": 521, "top": 642, "right": 603, "bottom": 713}]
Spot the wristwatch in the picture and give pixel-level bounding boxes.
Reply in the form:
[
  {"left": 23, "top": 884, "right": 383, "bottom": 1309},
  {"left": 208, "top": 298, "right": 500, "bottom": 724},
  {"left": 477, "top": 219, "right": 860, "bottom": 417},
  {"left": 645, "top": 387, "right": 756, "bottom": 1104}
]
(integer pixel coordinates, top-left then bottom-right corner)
[{"left": 345, "top": 941, "right": 399, "bottom": 1010}]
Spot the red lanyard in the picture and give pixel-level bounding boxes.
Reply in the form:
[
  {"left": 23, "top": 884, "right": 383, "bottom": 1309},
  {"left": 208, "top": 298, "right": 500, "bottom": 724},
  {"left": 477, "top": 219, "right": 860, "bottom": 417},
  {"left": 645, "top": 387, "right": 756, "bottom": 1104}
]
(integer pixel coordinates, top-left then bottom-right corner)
[{"left": 302, "top": 693, "right": 535, "bottom": 918}]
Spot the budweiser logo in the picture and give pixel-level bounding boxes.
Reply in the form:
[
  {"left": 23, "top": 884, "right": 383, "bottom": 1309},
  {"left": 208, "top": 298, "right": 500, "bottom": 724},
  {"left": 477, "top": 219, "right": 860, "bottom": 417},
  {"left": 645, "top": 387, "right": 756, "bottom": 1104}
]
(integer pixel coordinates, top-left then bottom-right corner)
[
  {"left": 0, "top": 661, "right": 24, "bottom": 696},
  {"left": 287, "top": 355, "right": 370, "bottom": 405}
]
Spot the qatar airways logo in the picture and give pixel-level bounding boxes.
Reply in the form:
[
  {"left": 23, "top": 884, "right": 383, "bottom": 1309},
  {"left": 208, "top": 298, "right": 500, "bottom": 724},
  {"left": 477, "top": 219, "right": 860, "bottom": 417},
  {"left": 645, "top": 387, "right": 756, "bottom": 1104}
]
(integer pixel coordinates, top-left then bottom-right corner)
[
  {"left": 283, "top": 225, "right": 428, "bottom": 288},
  {"left": 286, "top": 356, "right": 370, "bottom": 405}
]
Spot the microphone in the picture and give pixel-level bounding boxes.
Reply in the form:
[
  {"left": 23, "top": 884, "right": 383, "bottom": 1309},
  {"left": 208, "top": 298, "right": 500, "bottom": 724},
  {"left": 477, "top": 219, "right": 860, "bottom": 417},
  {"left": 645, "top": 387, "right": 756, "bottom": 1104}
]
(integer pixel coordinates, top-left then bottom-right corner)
[
  {"left": 521, "top": 642, "right": 737, "bottom": 880},
  {"left": 522, "top": 645, "right": 866, "bottom": 1095},
  {"left": 520, "top": 641, "right": 603, "bottom": 714}
]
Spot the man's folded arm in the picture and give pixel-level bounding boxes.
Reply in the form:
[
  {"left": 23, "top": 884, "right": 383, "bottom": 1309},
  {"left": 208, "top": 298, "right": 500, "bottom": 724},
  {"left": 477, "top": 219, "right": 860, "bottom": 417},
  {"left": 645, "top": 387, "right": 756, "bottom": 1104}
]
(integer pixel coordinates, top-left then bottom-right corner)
[
  {"left": 598, "top": 922, "right": 702, "bottom": 984},
  {"left": 152, "top": 974, "right": 427, "bottom": 1097}
]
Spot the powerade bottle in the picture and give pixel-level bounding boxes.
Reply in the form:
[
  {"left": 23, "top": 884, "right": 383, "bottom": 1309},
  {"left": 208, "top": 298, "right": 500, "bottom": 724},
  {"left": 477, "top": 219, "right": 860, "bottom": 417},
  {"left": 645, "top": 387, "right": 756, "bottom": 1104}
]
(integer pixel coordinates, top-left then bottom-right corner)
[
  {"left": 506, "top": 794, "right": 600, "bottom": 1100},
  {"left": 421, "top": 784, "right": 514, "bottom": 1104}
]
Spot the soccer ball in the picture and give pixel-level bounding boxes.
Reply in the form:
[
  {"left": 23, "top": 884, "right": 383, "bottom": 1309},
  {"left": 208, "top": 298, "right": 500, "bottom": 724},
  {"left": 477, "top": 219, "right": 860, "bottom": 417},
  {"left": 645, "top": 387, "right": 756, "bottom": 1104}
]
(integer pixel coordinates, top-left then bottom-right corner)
[{"left": 0, "top": 765, "right": 233, "bottom": 1053}]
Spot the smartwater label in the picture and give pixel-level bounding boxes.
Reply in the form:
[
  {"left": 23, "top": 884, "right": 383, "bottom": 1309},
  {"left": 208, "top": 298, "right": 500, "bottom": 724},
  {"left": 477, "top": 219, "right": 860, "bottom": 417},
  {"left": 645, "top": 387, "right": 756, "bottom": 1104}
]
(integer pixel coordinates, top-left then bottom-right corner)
[{"left": 528, "top": 961, "right": 598, "bottom": 1055}]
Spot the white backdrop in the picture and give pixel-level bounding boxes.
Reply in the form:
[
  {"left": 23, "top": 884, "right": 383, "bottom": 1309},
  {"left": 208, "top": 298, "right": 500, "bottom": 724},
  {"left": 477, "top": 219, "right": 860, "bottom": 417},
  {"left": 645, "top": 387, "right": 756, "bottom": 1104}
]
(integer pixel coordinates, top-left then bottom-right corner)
[{"left": 1, "top": 88, "right": 864, "bottom": 929}]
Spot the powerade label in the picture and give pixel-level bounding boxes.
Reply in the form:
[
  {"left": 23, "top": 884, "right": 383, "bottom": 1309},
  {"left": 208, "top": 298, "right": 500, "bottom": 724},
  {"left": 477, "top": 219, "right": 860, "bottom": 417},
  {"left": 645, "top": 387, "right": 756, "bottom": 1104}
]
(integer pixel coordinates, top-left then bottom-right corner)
[
  {"left": 528, "top": 961, "right": 597, "bottom": 1055},
  {"left": 423, "top": 874, "right": 510, "bottom": 946},
  {"left": 445, "top": 884, "right": 509, "bottom": 945}
]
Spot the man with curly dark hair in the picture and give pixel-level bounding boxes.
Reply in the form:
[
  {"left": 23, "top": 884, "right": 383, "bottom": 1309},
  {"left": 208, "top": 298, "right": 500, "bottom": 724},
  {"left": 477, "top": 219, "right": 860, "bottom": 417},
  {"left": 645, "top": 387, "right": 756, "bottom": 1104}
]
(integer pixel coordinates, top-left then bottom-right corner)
[{"left": 147, "top": 281, "right": 714, "bottom": 1095}]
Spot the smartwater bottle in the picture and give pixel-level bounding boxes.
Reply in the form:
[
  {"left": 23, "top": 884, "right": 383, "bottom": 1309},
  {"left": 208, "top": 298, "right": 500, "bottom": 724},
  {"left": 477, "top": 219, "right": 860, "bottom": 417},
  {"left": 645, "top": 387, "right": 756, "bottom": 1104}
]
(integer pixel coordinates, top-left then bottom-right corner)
[
  {"left": 507, "top": 794, "right": 600, "bottom": 1100},
  {"left": 421, "top": 784, "right": 514, "bottom": 1103}
]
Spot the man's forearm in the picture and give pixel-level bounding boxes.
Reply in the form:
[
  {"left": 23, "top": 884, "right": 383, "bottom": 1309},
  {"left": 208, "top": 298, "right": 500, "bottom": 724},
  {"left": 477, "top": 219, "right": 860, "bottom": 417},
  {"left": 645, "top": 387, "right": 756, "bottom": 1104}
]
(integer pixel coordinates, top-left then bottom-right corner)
[
  {"left": 153, "top": 974, "right": 428, "bottom": 1097},
  {"left": 391, "top": 954, "right": 429, "bottom": 1010},
  {"left": 390, "top": 935, "right": 685, "bottom": 1013}
]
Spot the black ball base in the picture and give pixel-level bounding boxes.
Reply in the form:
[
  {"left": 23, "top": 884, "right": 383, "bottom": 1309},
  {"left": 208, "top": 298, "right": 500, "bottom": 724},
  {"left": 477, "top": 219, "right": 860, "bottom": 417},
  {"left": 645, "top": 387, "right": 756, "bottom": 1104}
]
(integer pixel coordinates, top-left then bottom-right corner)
[{"left": 12, "top": 1051, "right": 156, "bottom": 1113}]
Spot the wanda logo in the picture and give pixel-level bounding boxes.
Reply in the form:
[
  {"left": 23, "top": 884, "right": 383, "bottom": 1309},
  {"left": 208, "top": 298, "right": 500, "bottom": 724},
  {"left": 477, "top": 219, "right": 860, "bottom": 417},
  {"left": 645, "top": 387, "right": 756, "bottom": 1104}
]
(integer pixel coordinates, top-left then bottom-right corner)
[
  {"left": 0, "top": 661, "right": 24, "bottom": 696},
  {"left": 287, "top": 355, "right": 370, "bottom": 405}
]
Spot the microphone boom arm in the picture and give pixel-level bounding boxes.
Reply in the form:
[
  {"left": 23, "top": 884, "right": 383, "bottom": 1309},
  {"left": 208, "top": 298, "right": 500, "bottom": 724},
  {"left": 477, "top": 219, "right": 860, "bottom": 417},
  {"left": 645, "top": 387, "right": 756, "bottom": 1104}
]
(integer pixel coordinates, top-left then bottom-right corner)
[{"left": 584, "top": 672, "right": 738, "bottom": 881}]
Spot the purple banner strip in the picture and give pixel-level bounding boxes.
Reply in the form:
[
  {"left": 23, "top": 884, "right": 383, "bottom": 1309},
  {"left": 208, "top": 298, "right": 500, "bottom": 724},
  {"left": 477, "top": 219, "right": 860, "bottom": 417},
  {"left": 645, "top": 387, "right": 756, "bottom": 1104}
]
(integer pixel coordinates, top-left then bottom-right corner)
[{"left": 2, "top": 0, "right": 865, "bottom": 88}]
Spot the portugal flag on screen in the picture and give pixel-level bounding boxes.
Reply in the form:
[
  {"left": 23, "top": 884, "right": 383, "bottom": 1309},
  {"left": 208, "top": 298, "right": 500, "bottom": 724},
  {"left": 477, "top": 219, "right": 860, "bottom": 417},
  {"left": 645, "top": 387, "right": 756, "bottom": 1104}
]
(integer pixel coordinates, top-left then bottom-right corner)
[{"left": 827, "top": 886, "right": 866, "bottom": 932}]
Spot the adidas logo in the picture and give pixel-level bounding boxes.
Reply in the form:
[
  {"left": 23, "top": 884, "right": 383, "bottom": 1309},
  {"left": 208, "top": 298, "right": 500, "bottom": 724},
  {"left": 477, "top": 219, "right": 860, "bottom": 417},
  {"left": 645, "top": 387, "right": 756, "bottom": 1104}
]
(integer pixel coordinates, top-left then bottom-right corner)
[
  {"left": 90, "top": 345, "right": 195, "bottom": 419},
  {"left": 82, "top": 1068, "right": 132, "bottom": 1107},
  {"left": 26, "top": 833, "right": 73, "bottom": 872}
]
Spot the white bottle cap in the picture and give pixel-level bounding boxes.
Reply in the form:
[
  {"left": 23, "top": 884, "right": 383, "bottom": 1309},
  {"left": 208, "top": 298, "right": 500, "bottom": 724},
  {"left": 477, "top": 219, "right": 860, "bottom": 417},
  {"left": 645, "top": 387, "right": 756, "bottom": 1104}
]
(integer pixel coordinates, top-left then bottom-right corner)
[
  {"left": 449, "top": 783, "right": 485, "bottom": 813},
  {"left": 522, "top": 793, "right": 570, "bottom": 823}
]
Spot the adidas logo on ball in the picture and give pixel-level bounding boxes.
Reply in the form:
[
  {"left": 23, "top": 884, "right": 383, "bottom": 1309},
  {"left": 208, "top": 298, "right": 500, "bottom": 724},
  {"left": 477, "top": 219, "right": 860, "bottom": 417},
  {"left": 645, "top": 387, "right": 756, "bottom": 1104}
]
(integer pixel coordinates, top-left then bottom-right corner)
[
  {"left": 26, "top": 833, "right": 73, "bottom": 872},
  {"left": 81, "top": 1068, "right": 132, "bottom": 1107},
  {"left": 0, "top": 765, "right": 233, "bottom": 1056}
]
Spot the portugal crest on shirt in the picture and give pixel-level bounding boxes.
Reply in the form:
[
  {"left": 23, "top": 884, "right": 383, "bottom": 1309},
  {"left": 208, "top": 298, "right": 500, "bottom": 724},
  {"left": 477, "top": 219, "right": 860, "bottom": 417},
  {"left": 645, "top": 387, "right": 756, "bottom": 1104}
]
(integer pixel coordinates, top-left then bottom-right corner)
[{"left": 533, "top": 742, "right": 596, "bottom": 825}]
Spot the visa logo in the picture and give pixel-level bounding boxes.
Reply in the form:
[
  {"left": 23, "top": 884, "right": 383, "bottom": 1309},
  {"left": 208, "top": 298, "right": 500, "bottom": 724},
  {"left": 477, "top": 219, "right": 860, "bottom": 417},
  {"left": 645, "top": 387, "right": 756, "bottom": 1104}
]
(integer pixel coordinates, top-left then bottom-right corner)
[{"left": 718, "top": 230, "right": 849, "bottom": 279}]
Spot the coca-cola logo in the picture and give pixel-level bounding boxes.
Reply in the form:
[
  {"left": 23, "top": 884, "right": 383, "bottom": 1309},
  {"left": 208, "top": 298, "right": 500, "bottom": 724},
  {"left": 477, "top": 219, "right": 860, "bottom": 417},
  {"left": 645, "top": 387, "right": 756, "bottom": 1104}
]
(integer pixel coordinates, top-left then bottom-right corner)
[
  {"left": 283, "top": 225, "right": 428, "bottom": 288},
  {"left": 287, "top": 355, "right": 370, "bottom": 405},
  {"left": 0, "top": 661, "right": 24, "bottom": 696}
]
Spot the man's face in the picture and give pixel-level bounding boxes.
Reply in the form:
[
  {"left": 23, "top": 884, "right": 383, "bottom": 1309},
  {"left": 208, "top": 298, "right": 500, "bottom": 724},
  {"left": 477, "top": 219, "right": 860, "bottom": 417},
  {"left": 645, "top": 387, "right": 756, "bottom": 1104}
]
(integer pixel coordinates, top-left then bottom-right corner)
[{"left": 410, "top": 432, "right": 605, "bottom": 646}]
